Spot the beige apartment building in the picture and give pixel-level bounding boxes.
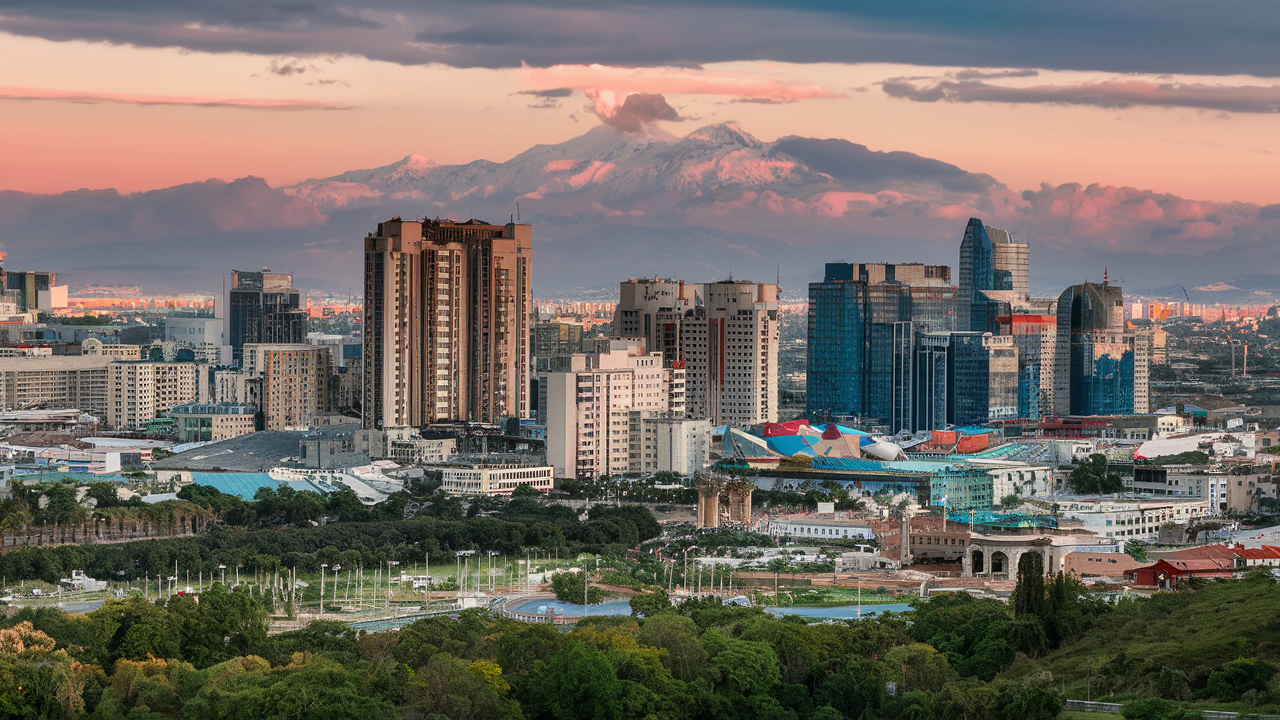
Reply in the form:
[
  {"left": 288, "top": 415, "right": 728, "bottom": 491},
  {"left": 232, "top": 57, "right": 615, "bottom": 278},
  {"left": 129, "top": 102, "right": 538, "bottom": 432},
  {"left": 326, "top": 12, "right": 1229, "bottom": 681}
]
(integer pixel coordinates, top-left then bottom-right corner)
[
  {"left": 363, "top": 218, "right": 532, "bottom": 428},
  {"left": 81, "top": 338, "right": 143, "bottom": 359},
  {"left": 107, "top": 361, "right": 202, "bottom": 429},
  {"left": 169, "top": 402, "right": 257, "bottom": 443},
  {"left": 543, "top": 342, "right": 671, "bottom": 479},
  {"left": 243, "top": 343, "right": 331, "bottom": 430},
  {"left": 0, "top": 356, "right": 113, "bottom": 418},
  {"left": 680, "top": 280, "right": 780, "bottom": 427},
  {"left": 614, "top": 278, "right": 696, "bottom": 366}
]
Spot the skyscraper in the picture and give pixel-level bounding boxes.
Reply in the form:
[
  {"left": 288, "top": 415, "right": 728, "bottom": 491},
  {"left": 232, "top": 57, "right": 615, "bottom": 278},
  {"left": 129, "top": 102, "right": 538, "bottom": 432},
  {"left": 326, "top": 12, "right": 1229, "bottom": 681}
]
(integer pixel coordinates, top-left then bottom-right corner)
[
  {"left": 680, "top": 280, "right": 779, "bottom": 427},
  {"left": 913, "top": 331, "right": 995, "bottom": 430},
  {"left": 957, "top": 218, "right": 1029, "bottom": 332},
  {"left": 362, "top": 217, "right": 532, "bottom": 429},
  {"left": 227, "top": 269, "right": 306, "bottom": 365},
  {"left": 995, "top": 311, "right": 1057, "bottom": 420},
  {"left": 1053, "top": 280, "right": 1148, "bottom": 416},
  {"left": 614, "top": 278, "right": 695, "bottom": 366},
  {"left": 806, "top": 262, "right": 955, "bottom": 427}
]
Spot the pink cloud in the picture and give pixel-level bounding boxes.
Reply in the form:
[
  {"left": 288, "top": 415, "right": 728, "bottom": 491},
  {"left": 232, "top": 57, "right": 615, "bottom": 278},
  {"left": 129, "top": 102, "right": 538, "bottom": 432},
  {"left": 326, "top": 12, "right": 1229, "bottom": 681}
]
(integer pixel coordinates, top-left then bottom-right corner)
[
  {"left": 0, "top": 85, "right": 350, "bottom": 110},
  {"left": 524, "top": 64, "right": 846, "bottom": 105}
]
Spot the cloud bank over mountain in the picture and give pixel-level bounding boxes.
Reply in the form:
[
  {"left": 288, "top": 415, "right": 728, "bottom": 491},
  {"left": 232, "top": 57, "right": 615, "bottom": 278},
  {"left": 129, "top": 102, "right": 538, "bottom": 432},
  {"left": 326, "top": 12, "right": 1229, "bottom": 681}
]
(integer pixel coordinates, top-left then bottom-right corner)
[{"left": 3, "top": 111, "right": 1278, "bottom": 297}]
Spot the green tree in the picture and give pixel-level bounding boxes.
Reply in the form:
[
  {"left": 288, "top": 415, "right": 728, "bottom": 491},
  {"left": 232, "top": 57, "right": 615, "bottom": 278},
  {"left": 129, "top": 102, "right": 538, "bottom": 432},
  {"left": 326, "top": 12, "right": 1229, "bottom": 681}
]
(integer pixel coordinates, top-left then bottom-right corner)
[
  {"left": 404, "top": 653, "right": 512, "bottom": 720},
  {"left": 511, "top": 484, "right": 542, "bottom": 500},
  {"left": 550, "top": 570, "right": 604, "bottom": 604},
  {"left": 884, "top": 642, "right": 953, "bottom": 694},
  {"left": 712, "top": 638, "right": 781, "bottom": 697},
  {"left": 637, "top": 614, "right": 708, "bottom": 682},
  {"left": 1206, "top": 658, "right": 1278, "bottom": 702},
  {"left": 323, "top": 487, "right": 369, "bottom": 523},
  {"left": 1068, "top": 454, "right": 1124, "bottom": 494},
  {"left": 540, "top": 643, "right": 623, "bottom": 720},
  {"left": 1011, "top": 552, "right": 1046, "bottom": 619},
  {"left": 629, "top": 589, "right": 674, "bottom": 618},
  {"left": 992, "top": 679, "right": 1064, "bottom": 720}
]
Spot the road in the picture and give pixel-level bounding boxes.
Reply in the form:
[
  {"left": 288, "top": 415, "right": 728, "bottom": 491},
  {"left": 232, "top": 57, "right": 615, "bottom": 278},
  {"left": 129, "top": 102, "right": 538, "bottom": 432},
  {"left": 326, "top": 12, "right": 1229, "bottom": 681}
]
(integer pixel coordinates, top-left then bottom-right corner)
[{"left": 1227, "top": 524, "right": 1280, "bottom": 548}]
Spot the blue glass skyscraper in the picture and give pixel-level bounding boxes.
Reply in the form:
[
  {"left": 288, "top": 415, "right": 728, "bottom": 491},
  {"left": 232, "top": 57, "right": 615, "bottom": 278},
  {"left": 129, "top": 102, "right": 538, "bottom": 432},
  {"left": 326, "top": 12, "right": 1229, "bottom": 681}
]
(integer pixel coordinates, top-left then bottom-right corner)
[
  {"left": 807, "top": 263, "right": 954, "bottom": 427},
  {"left": 1054, "top": 281, "right": 1137, "bottom": 416}
]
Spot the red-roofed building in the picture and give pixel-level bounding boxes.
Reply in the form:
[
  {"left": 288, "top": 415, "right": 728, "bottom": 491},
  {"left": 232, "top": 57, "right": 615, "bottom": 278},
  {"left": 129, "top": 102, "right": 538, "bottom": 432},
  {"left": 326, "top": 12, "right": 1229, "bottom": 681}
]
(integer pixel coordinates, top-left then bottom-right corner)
[
  {"left": 1235, "top": 546, "right": 1280, "bottom": 569},
  {"left": 1127, "top": 558, "right": 1236, "bottom": 589}
]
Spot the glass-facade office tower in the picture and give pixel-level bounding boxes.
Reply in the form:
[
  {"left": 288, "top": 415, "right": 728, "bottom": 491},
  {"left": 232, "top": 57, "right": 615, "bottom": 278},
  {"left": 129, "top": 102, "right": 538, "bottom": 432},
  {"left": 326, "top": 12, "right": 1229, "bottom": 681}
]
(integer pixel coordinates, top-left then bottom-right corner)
[
  {"left": 227, "top": 270, "right": 306, "bottom": 365},
  {"left": 807, "top": 262, "right": 954, "bottom": 427},
  {"left": 913, "top": 331, "right": 991, "bottom": 430},
  {"left": 1053, "top": 281, "right": 1146, "bottom": 416},
  {"left": 957, "top": 218, "right": 1029, "bottom": 332},
  {"left": 995, "top": 313, "right": 1057, "bottom": 420}
]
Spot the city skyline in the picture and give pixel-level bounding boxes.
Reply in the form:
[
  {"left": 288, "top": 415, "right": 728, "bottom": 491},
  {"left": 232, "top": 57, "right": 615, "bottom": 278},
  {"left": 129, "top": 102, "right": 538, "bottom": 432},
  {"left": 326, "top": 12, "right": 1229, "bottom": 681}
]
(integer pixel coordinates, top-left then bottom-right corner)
[{"left": 3, "top": 3, "right": 1280, "bottom": 297}]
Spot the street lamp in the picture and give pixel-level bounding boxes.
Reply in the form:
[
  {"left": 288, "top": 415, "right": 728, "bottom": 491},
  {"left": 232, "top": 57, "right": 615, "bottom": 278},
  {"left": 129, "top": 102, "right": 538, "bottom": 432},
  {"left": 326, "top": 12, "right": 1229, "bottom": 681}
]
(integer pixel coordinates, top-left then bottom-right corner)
[
  {"left": 218, "top": 565, "right": 226, "bottom": 586},
  {"left": 332, "top": 564, "right": 341, "bottom": 606},
  {"left": 320, "top": 564, "right": 328, "bottom": 612}
]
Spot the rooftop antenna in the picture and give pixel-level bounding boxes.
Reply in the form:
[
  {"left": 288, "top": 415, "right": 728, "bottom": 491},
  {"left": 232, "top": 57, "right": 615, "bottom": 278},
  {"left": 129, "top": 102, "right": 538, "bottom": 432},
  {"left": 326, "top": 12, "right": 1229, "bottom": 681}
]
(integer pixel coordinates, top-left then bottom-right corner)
[
  {"left": 516, "top": 202, "right": 521, "bottom": 223},
  {"left": 1103, "top": 267, "right": 1109, "bottom": 286}
]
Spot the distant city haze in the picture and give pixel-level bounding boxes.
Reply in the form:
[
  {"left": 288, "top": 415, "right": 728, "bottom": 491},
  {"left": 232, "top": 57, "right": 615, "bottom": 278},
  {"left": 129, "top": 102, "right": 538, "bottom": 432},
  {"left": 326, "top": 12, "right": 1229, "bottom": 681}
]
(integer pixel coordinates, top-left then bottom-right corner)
[{"left": 2, "top": 3, "right": 1279, "bottom": 298}]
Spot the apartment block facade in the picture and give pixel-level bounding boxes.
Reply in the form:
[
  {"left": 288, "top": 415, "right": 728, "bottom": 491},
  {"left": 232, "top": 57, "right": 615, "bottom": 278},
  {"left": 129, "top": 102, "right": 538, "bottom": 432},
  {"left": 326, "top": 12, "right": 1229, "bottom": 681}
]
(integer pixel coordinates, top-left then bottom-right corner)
[
  {"left": 243, "top": 343, "right": 331, "bottom": 430},
  {"left": 107, "top": 361, "right": 201, "bottom": 429},
  {"left": 363, "top": 217, "right": 532, "bottom": 428},
  {"left": 680, "top": 280, "right": 779, "bottom": 427},
  {"left": 543, "top": 345, "right": 671, "bottom": 478},
  {"left": 0, "top": 356, "right": 114, "bottom": 418}
]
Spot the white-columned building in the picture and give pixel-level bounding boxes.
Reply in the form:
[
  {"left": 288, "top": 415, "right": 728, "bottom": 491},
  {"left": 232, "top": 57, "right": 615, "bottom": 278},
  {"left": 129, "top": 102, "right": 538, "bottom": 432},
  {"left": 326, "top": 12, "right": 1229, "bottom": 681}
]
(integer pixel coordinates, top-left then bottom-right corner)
[{"left": 440, "top": 464, "right": 554, "bottom": 496}]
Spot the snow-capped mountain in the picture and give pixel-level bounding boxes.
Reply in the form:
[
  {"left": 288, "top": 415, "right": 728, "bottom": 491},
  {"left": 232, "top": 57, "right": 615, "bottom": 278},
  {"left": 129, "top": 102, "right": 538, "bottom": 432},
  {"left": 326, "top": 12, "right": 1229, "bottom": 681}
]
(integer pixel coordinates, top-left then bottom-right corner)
[{"left": 285, "top": 122, "right": 1000, "bottom": 225}]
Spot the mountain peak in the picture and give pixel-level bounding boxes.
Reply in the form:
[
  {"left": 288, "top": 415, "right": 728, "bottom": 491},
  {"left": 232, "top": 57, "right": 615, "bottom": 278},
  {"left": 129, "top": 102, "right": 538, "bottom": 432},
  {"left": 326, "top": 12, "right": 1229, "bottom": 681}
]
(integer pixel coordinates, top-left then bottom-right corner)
[{"left": 683, "top": 122, "right": 761, "bottom": 149}]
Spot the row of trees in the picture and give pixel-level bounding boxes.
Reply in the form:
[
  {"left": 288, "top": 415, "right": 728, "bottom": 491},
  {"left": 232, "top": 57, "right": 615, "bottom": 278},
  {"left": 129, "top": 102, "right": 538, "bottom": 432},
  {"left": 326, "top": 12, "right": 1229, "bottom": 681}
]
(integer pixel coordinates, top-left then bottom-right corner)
[
  {"left": 1, "top": 589, "right": 1069, "bottom": 720},
  {"left": 0, "top": 493, "right": 662, "bottom": 585}
]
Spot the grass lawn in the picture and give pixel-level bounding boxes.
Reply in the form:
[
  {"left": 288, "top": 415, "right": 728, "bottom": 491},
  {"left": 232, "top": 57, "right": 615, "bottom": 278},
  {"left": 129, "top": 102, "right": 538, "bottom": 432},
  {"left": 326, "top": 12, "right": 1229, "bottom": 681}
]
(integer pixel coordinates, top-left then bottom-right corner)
[{"left": 1005, "top": 577, "right": 1280, "bottom": 705}]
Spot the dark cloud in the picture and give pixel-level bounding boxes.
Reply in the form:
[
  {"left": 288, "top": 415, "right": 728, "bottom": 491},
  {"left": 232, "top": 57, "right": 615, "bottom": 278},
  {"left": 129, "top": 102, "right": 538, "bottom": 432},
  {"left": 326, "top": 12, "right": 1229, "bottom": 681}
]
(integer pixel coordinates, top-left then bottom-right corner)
[
  {"left": 267, "top": 59, "right": 315, "bottom": 76},
  {"left": 883, "top": 77, "right": 1280, "bottom": 114},
  {"left": 771, "top": 137, "right": 994, "bottom": 194},
  {"left": 4, "top": 2, "right": 1280, "bottom": 75},
  {"left": 952, "top": 68, "right": 1040, "bottom": 80},
  {"left": 594, "top": 93, "right": 680, "bottom": 132},
  {"left": 516, "top": 88, "right": 575, "bottom": 98},
  {"left": 0, "top": 177, "right": 326, "bottom": 248},
  {"left": 514, "top": 88, "right": 574, "bottom": 109}
]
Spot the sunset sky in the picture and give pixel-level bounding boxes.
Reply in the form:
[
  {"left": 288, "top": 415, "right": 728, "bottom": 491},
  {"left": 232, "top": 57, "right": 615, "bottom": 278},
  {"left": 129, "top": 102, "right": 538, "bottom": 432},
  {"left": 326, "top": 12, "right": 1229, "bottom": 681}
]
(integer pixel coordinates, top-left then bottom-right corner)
[
  {"left": 4, "top": 2, "right": 1278, "bottom": 201},
  {"left": 3, "top": 2, "right": 1280, "bottom": 294}
]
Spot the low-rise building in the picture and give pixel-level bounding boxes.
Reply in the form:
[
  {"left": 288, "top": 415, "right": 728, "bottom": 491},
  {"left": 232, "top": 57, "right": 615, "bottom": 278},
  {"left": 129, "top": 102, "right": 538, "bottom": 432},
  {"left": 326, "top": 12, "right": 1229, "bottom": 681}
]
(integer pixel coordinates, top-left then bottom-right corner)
[
  {"left": 1062, "top": 551, "right": 1143, "bottom": 578},
  {"left": 81, "top": 338, "right": 142, "bottom": 360},
  {"left": 439, "top": 464, "right": 555, "bottom": 496},
  {"left": 1055, "top": 497, "right": 1210, "bottom": 541},
  {"left": 629, "top": 413, "right": 711, "bottom": 476},
  {"left": 169, "top": 402, "right": 257, "bottom": 443},
  {"left": 768, "top": 513, "right": 875, "bottom": 541}
]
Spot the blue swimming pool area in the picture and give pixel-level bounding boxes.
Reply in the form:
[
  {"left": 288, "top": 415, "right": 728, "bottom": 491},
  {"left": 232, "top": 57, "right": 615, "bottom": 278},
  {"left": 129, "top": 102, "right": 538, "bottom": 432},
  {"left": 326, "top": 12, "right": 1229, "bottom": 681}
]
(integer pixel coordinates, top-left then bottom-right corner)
[
  {"left": 764, "top": 603, "right": 913, "bottom": 619},
  {"left": 507, "top": 597, "right": 914, "bottom": 620},
  {"left": 509, "top": 598, "right": 634, "bottom": 617}
]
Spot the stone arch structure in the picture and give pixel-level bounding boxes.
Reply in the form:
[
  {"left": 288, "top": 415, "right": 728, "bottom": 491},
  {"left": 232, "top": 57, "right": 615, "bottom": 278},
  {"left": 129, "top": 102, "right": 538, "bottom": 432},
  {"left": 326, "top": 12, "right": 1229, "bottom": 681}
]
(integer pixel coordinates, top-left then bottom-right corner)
[
  {"left": 962, "top": 535, "right": 1052, "bottom": 578},
  {"left": 695, "top": 472, "right": 754, "bottom": 529}
]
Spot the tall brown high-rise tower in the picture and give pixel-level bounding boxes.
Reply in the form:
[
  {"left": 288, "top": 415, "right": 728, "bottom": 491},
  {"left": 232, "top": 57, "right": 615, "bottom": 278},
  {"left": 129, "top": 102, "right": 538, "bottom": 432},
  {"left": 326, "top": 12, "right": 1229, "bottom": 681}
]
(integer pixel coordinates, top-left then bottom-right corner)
[{"left": 362, "top": 217, "right": 532, "bottom": 428}]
